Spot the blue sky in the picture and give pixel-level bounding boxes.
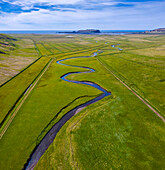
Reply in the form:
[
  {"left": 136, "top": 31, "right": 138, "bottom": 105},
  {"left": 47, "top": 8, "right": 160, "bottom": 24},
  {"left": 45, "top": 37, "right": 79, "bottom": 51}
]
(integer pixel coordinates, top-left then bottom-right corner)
[{"left": 0, "top": 0, "right": 165, "bottom": 30}]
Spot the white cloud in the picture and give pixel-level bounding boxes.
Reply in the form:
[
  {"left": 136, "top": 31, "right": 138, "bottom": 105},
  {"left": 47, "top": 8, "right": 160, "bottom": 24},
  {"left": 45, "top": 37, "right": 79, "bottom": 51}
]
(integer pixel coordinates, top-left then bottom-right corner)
[
  {"left": 2, "top": 0, "right": 83, "bottom": 6},
  {"left": 0, "top": 0, "right": 165, "bottom": 30}
]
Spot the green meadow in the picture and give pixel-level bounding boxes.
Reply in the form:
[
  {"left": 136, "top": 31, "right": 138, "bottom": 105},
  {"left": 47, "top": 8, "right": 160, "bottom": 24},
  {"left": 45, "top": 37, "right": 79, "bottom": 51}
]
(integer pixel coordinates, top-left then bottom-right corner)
[{"left": 0, "top": 34, "right": 164, "bottom": 169}]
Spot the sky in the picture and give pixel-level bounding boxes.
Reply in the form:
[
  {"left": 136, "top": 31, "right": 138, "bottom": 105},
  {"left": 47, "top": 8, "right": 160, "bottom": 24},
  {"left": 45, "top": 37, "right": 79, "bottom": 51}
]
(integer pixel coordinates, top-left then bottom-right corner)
[{"left": 0, "top": 0, "right": 165, "bottom": 30}]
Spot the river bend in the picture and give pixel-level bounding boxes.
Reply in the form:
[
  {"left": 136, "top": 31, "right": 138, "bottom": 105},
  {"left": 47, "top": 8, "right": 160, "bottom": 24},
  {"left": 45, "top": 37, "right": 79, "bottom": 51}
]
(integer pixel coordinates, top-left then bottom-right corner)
[{"left": 24, "top": 51, "right": 111, "bottom": 170}]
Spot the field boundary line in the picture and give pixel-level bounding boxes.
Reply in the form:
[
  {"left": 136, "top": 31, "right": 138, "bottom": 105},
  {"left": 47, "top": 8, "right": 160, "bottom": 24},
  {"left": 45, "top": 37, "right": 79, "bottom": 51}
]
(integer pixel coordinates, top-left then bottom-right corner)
[
  {"left": 96, "top": 56, "right": 165, "bottom": 123},
  {"left": 0, "top": 58, "right": 54, "bottom": 140},
  {"left": 50, "top": 44, "right": 107, "bottom": 57},
  {"left": 42, "top": 43, "right": 54, "bottom": 55},
  {"left": 0, "top": 39, "right": 42, "bottom": 88},
  {"left": 32, "top": 39, "right": 42, "bottom": 57},
  {"left": 0, "top": 58, "right": 53, "bottom": 128},
  {"left": 0, "top": 56, "right": 43, "bottom": 88}
]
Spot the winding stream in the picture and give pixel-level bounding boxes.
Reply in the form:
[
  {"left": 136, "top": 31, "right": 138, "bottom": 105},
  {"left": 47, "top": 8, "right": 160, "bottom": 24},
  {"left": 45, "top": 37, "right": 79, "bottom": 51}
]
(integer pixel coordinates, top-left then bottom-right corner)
[
  {"left": 111, "top": 44, "right": 123, "bottom": 51},
  {"left": 24, "top": 51, "right": 111, "bottom": 170}
]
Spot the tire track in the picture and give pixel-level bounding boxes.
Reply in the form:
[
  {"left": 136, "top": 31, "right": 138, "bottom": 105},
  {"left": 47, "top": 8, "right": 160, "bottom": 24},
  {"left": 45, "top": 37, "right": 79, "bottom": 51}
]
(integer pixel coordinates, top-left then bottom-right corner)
[
  {"left": 96, "top": 47, "right": 165, "bottom": 123},
  {"left": 0, "top": 58, "right": 54, "bottom": 140}
]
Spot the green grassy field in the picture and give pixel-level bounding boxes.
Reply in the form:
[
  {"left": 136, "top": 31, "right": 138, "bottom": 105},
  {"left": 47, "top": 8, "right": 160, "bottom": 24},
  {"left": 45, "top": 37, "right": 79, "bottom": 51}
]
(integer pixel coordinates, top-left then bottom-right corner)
[
  {"left": 0, "top": 57, "right": 101, "bottom": 169},
  {"left": 0, "top": 34, "right": 164, "bottom": 170},
  {"left": 35, "top": 48, "right": 165, "bottom": 169},
  {"left": 0, "top": 34, "right": 39, "bottom": 84},
  {"left": 0, "top": 56, "right": 51, "bottom": 126}
]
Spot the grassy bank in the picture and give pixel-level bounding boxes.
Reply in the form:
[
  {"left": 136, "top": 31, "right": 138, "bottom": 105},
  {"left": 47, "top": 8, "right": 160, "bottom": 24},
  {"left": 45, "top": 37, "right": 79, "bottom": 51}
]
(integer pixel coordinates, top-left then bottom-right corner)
[
  {"left": 0, "top": 34, "right": 164, "bottom": 169},
  {"left": 35, "top": 50, "right": 165, "bottom": 170},
  {"left": 0, "top": 53, "right": 100, "bottom": 169},
  {"left": 0, "top": 57, "right": 51, "bottom": 125}
]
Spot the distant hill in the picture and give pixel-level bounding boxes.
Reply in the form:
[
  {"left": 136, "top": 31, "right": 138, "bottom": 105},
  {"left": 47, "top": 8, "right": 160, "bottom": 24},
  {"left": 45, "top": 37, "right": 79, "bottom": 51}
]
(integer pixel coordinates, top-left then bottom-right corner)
[
  {"left": 77, "top": 29, "right": 100, "bottom": 33},
  {"left": 58, "top": 29, "right": 100, "bottom": 34},
  {"left": 144, "top": 28, "right": 165, "bottom": 33}
]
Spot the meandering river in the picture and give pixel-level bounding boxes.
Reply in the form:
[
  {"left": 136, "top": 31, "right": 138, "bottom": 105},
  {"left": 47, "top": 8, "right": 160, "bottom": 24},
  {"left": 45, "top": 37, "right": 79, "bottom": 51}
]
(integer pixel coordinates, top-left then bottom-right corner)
[{"left": 24, "top": 51, "right": 111, "bottom": 170}]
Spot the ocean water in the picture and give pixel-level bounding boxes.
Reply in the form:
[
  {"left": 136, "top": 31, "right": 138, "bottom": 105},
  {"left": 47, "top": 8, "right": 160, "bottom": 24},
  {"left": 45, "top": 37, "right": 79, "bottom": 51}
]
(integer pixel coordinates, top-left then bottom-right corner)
[
  {"left": 101, "top": 30, "right": 146, "bottom": 33},
  {"left": 0, "top": 30, "right": 148, "bottom": 34}
]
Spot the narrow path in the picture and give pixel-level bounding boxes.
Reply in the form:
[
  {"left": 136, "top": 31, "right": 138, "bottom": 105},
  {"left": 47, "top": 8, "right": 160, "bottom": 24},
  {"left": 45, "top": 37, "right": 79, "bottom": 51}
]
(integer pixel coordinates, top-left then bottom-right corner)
[
  {"left": 0, "top": 58, "right": 54, "bottom": 140},
  {"left": 24, "top": 52, "right": 111, "bottom": 170},
  {"left": 96, "top": 47, "right": 165, "bottom": 123}
]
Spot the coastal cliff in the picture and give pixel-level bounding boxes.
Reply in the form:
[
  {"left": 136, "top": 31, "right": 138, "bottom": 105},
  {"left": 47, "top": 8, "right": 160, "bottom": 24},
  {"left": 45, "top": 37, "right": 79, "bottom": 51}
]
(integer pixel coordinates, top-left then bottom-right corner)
[
  {"left": 145, "top": 28, "right": 165, "bottom": 33},
  {"left": 77, "top": 29, "right": 100, "bottom": 33},
  {"left": 58, "top": 29, "right": 100, "bottom": 34}
]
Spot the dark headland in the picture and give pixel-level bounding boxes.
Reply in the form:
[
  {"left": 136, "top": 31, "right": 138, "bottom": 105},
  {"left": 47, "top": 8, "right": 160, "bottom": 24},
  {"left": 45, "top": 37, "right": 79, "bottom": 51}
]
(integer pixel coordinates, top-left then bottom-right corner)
[
  {"left": 58, "top": 29, "right": 100, "bottom": 34},
  {"left": 144, "top": 28, "right": 165, "bottom": 34}
]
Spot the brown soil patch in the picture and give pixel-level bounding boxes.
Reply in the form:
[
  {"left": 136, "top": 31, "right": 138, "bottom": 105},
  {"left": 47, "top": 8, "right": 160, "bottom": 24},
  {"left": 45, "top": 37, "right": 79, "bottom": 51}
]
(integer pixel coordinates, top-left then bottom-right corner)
[{"left": 0, "top": 55, "right": 37, "bottom": 85}]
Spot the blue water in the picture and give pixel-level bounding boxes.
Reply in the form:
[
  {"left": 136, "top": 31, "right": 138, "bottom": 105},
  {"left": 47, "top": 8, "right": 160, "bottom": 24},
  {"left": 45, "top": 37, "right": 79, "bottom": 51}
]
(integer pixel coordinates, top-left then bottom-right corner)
[
  {"left": 56, "top": 53, "right": 110, "bottom": 96},
  {"left": 24, "top": 51, "right": 111, "bottom": 169},
  {"left": 0, "top": 30, "right": 148, "bottom": 34},
  {"left": 112, "top": 44, "right": 123, "bottom": 51},
  {"left": 0, "top": 30, "right": 65, "bottom": 34},
  {"left": 101, "top": 30, "right": 147, "bottom": 33}
]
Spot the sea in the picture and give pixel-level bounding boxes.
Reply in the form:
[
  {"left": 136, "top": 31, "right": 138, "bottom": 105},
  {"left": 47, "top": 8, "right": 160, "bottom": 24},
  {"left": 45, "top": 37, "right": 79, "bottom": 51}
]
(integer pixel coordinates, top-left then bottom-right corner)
[{"left": 0, "top": 30, "right": 147, "bottom": 35}]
